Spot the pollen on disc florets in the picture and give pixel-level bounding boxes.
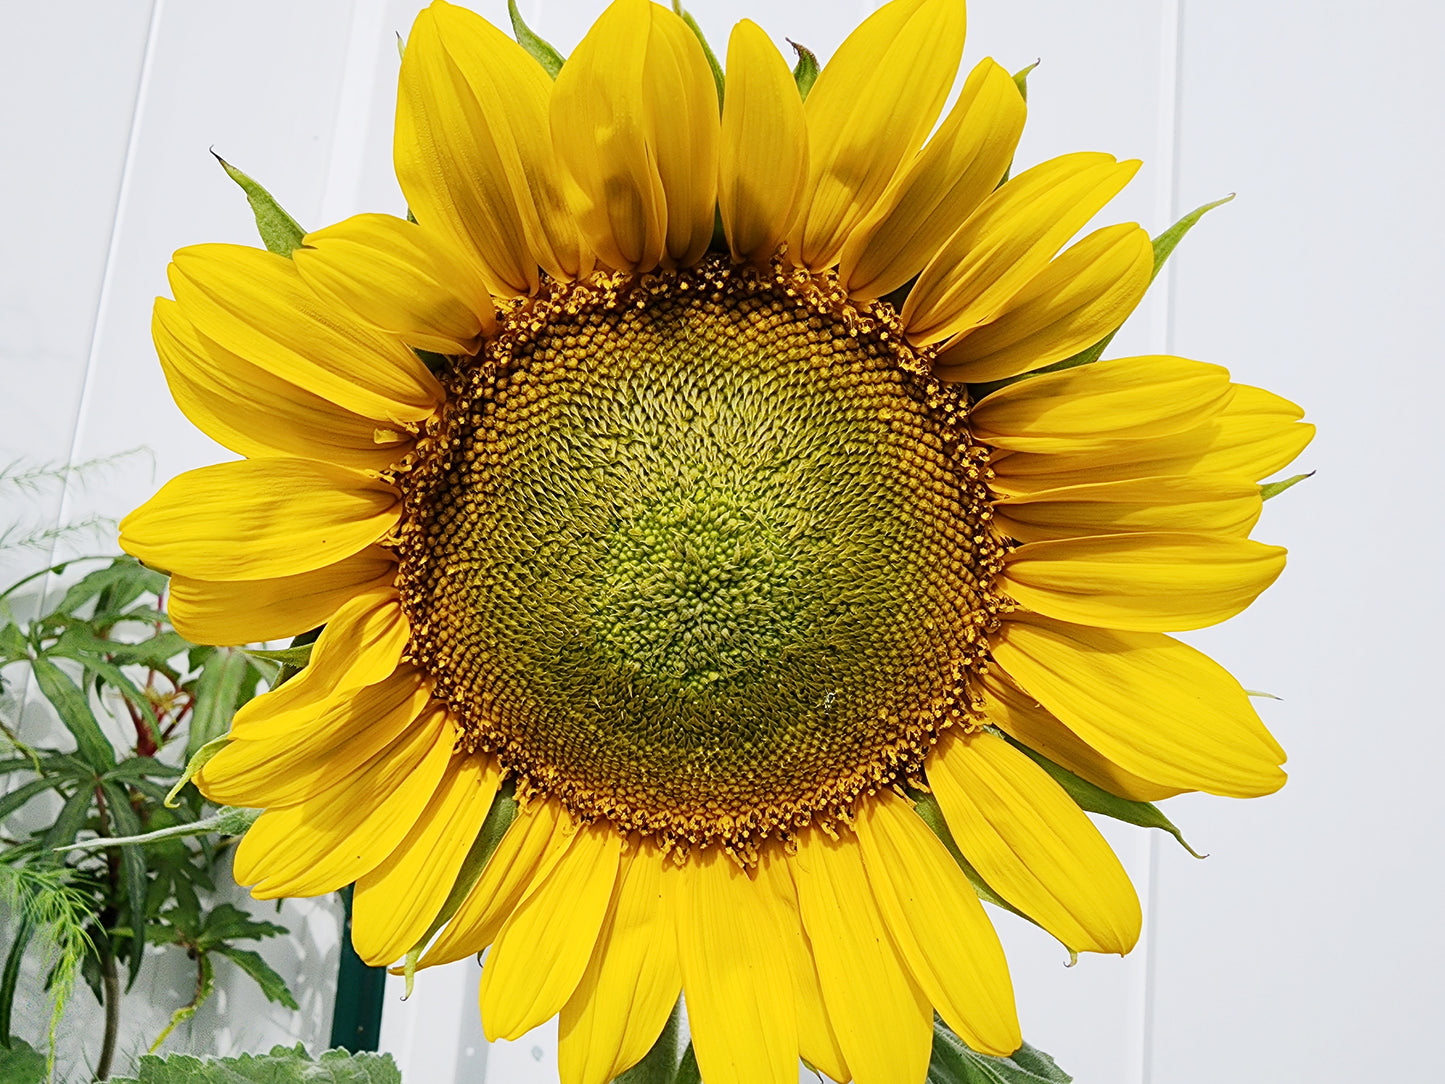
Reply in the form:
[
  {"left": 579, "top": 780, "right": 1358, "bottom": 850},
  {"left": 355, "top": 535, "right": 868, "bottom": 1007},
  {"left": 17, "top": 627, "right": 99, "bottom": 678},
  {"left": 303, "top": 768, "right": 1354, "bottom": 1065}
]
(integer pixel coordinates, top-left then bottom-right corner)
[{"left": 389, "top": 255, "right": 1009, "bottom": 862}]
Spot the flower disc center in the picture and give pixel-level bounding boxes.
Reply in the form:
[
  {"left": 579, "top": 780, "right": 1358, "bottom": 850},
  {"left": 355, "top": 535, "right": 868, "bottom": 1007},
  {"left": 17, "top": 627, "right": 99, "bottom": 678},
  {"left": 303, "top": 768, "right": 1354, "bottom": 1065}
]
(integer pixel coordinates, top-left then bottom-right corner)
[{"left": 393, "top": 258, "right": 1007, "bottom": 856}]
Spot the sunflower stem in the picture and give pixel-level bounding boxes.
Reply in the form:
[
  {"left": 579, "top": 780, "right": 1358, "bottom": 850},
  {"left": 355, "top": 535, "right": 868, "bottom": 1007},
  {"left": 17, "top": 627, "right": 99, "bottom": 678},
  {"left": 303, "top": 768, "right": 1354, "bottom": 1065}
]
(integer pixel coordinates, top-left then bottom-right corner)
[{"left": 612, "top": 997, "right": 682, "bottom": 1084}]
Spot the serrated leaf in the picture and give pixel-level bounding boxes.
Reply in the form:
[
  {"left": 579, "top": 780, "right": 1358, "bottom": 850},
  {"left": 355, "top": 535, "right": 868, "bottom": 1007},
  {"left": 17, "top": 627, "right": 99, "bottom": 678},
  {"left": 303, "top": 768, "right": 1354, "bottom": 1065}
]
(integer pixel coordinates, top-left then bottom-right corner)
[
  {"left": 0, "top": 1036, "right": 46, "bottom": 1084},
  {"left": 212, "top": 946, "right": 299, "bottom": 1010},
  {"left": 929, "top": 1019, "right": 1071, "bottom": 1084},
  {"left": 1003, "top": 736, "right": 1204, "bottom": 859},
  {"left": 28, "top": 658, "right": 115, "bottom": 771},
  {"left": 789, "top": 40, "right": 819, "bottom": 100},
  {"left": 213, "top": 153, "right": 307, "bottom": 256},
  {"left": 673, "top": 1, "right": 723, "bottom": 109},
  {"left": 1260, "top": 471, "right": 1313, "bottom": 500},
  {"left": 508, "top": 0, "right": 564, "bottom": 78},
  {"left": 112, "top": 1045, "right": 402, "bottom": 1084}
]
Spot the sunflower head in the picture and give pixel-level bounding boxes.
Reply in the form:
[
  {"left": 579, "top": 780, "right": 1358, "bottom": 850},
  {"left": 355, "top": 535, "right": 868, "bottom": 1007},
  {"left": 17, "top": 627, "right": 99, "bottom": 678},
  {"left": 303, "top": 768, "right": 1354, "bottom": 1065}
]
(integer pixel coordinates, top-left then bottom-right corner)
[{"left": 120, "top": 0, "right": 1313, "bottom": 1081}]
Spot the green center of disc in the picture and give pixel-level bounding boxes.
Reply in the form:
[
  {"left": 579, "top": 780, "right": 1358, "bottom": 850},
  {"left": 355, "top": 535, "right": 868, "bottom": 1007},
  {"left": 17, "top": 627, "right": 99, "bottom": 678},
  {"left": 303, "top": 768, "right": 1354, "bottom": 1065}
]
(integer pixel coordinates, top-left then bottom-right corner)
[{"left": 394, "top": 258, "right": 1007, "bottom": 855}]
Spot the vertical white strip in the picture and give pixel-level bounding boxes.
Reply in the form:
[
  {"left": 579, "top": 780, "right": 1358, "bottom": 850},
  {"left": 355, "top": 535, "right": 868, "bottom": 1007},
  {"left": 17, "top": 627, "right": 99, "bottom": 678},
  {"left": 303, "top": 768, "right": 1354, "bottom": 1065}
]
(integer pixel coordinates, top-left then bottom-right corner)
[
  {"left": 319, "top": 0, "right": 391, "bottom": 223},
  {"left": 1126, "top": 3, "right": 1184, "bottom": 1084},
  {"left": 50, "top": 0, "right": 165, "bottom": 550}
]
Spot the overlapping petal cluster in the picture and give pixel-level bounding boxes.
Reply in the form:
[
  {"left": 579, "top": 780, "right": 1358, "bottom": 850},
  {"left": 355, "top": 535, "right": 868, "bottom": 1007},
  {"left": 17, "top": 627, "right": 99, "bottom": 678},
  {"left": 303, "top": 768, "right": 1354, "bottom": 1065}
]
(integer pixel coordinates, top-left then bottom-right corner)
[{"left": 120, "top": 2, "right": 1313, "bottom": 1082}]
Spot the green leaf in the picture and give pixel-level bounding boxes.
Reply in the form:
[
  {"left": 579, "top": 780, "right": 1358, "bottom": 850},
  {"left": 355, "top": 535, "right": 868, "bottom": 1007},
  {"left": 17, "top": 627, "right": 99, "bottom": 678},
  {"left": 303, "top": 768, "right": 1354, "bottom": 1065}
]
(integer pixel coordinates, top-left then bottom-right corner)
[
  {"left": 28, "top": 658, "right": 115, "bottom": 770},
  {"left": 39, "top": 787, "right": 94, "bottom": 851},
  {"left": 104, "top": 757, "right": 182, "bottom": 784},
  {"left": 0, "top": 776, "right": 66, "bottom": 824},
  {"left": 0, "top": 913, "right": 35, "bottom": 1048},
  {"left": 0, "top": 1036, "right": 45, "bottom": 1084},
  {"left": 672, "top": 2, "right": 724, "bottom": 110},
  {"left": 1004, "top": 737, "right": 1203, "bottom": 859},
  {"left": 789, "top": 40, "right": 819, "bottom": 100},
  {"left": 672, "top": 1043, "right": 701, "bottom": 1084},
  {"left": 53, "top": 557, "right": 166, "bottom": 620},
  {"left": 0, "top": 624, "right": 26, "bottom": 663},
  {"left": 188, "top": 648, "right": 260, "bottom": 755},
  {"left": 100, "top": 780, "right": 151, "bottom": 985},
  {"left": 508, "top": 0, "right": 565, "bottom": 78},
  {"left": 112, "top": 1045, "right": 402, "bottom": 1084},
  {"left": 929, "top": 1019, "right": 1072, "bottom": 1083},
  {"left": 211, "top": 945, "right": 299, "bottom": 1009},
  {"left": 213, "top": 153, "right": 307, "bottom": 256},
  {"left": 1261, "top": 471, "right": 1313, "bottom": 500}
]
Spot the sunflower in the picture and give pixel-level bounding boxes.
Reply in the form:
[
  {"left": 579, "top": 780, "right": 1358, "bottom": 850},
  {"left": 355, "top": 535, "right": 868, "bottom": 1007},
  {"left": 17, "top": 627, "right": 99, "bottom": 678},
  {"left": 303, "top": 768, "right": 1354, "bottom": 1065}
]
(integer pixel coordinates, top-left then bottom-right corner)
[{"left": 119, "top": 0, "right": 1313, "bottom": 1081}]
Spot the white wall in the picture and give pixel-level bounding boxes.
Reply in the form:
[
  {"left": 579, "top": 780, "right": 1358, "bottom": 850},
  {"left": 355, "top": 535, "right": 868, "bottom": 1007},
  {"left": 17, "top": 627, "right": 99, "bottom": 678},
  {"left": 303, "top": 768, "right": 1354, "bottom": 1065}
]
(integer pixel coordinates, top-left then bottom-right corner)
[{"left": 1, "top": 1, "right": 1439, "bottom": 1081}]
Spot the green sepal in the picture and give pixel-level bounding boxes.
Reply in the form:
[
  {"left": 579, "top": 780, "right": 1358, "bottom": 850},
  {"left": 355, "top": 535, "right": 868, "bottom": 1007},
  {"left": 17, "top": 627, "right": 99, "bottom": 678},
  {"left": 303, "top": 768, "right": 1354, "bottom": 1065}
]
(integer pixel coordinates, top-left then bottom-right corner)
[
  {"left": 508, "top": 0, "right": 565, "bottom": 78},
  {"left": 54, "top": 805, "right": 259, "bottom": 854},
  {"left": 212, "top": 153, "right": 307, "bottom": 256},
  {"left": 164, "top": 735, "right": 229, "bottom": 808},
  {"left": 671, "top": 1043, "right": 701, "bottom": 1084},
  {"left": 1001, "top": 734, "right": 1204, "bottom": 859},
  {"left": 1244, "top": 689, "right": 1281, "bottom": 700},
  {"left": 672, "top": 2, "right": 724, "bottom": 110},
  {"left": 242, "top": 643, "right": 314, "bottom": 669},
  {"left": 910, "top": 791, "right": 1074, "bottom": 961},
  {"left": 789, "top": 40, "right": 819, "bottom": 100},
  {"left": 1012, "top": 59, "right": 1040, "bottom": 103},
  {"left": 970, "top": 194, "right": 1235, "bottom": 398},
  {"left": 275, "top": 625, "right": 323, "bottom": 688},
  {"left": 995, "top": 61, "right": 1038, "bottom": 186},
  {"left": 1261, "top": 471, "right": 1313, "bottom": 500},
  {"left": 400, "top": 779, "right": 517, "bottom": 995},
  {"left": 929, "top": 1017, "right": 1073, "bottom": 1084}
]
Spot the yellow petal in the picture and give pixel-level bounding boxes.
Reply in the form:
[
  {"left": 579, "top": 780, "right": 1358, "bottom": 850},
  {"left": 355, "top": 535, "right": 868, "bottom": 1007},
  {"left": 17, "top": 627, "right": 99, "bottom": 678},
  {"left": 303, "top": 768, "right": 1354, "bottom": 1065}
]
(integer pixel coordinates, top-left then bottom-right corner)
[
  {"left": 418, "top": 799, "right": 569, "bottom": 969},
  {"left": 166, "top": 547, "right": 396, "bottom": 647},
  {"left": 168, "top": 245, "right": 441, "bottom": 421},
  {"left": 970, "top": 354, "right": 1233, "bottom": 454},
  {"left": 120, "top": 459, "right": 399, "bottom": 581},
  {"left": 990, "top": 613, "right": 1286, "bottom": 797},
  {"left": 154, "top": 300, "right": 409, "bottom": 473},
  {"left": 929, "top": 730, "right": 1141, "bottom": 955},
  {"left": 718, "top": 20, "right": 808, "bottom": 262},
  {"left": 978, "top": 668, "right": 1182, "bottom": 802},
  {"left": 839, "top": 58, "right": 1024, "bottom": 299},
  {"left": 790, "top": 0, "right": 968, "bottom": 269},
  {"left": 992, "top": 475, "right": 1263, "bottom": 543},
  {"left": 551, "top": 0, "right": 719, "bottom": 271},
  {"left": 480, "top": 823, "right": 622, "bottom": 1041},
  {"left": 989, "top": 382, "right": 1315, "bottom": 495},
  {"left": 752, "top": 855, "right": 849, "bottom": 1084},
  {"left": 934, "top": 222, "right": 1155, "bottom": 383},
  {"left": 791, "top": 831, "right": 933, "bottom": 1084},
  {"left": 558, "top": 840, "right": 681, "bottom": 1084},
  {"left": 677, "top": 848, "right": 799, "bottom": 1084},
  {"left": 233, "top": 706, "right": 452, "bottom": 898},
  {"left": 352, "top": 752, "right": 502, "bottom": 966},
  {"left": 294, "top": 213, "right": 493, "bottom": 353},
  {"left": 397, "top": 1, "right": 586, "bottom": 293},
  {"left": 855, "top": 792, "right": 1020, "bottom": 1054},
  {"left": 1002, "top": 531, "right": 1287, "bottom": 632},
  {"left": 221, "top": 588, "right": 408, "bottom": 742},
  {"left": 903, "top": 153, "right": 1140, "bottom": 344},
  {"left": 198, "top": 666, "right": 433, "bottom": 808}
]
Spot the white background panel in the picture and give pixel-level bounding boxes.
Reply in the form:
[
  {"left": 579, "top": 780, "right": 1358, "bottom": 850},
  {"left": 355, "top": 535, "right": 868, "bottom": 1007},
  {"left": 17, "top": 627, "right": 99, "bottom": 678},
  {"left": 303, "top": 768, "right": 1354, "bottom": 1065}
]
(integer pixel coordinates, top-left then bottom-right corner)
[{"left": 1, "top": 1, "right": 1438, "bottom": 1081}]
